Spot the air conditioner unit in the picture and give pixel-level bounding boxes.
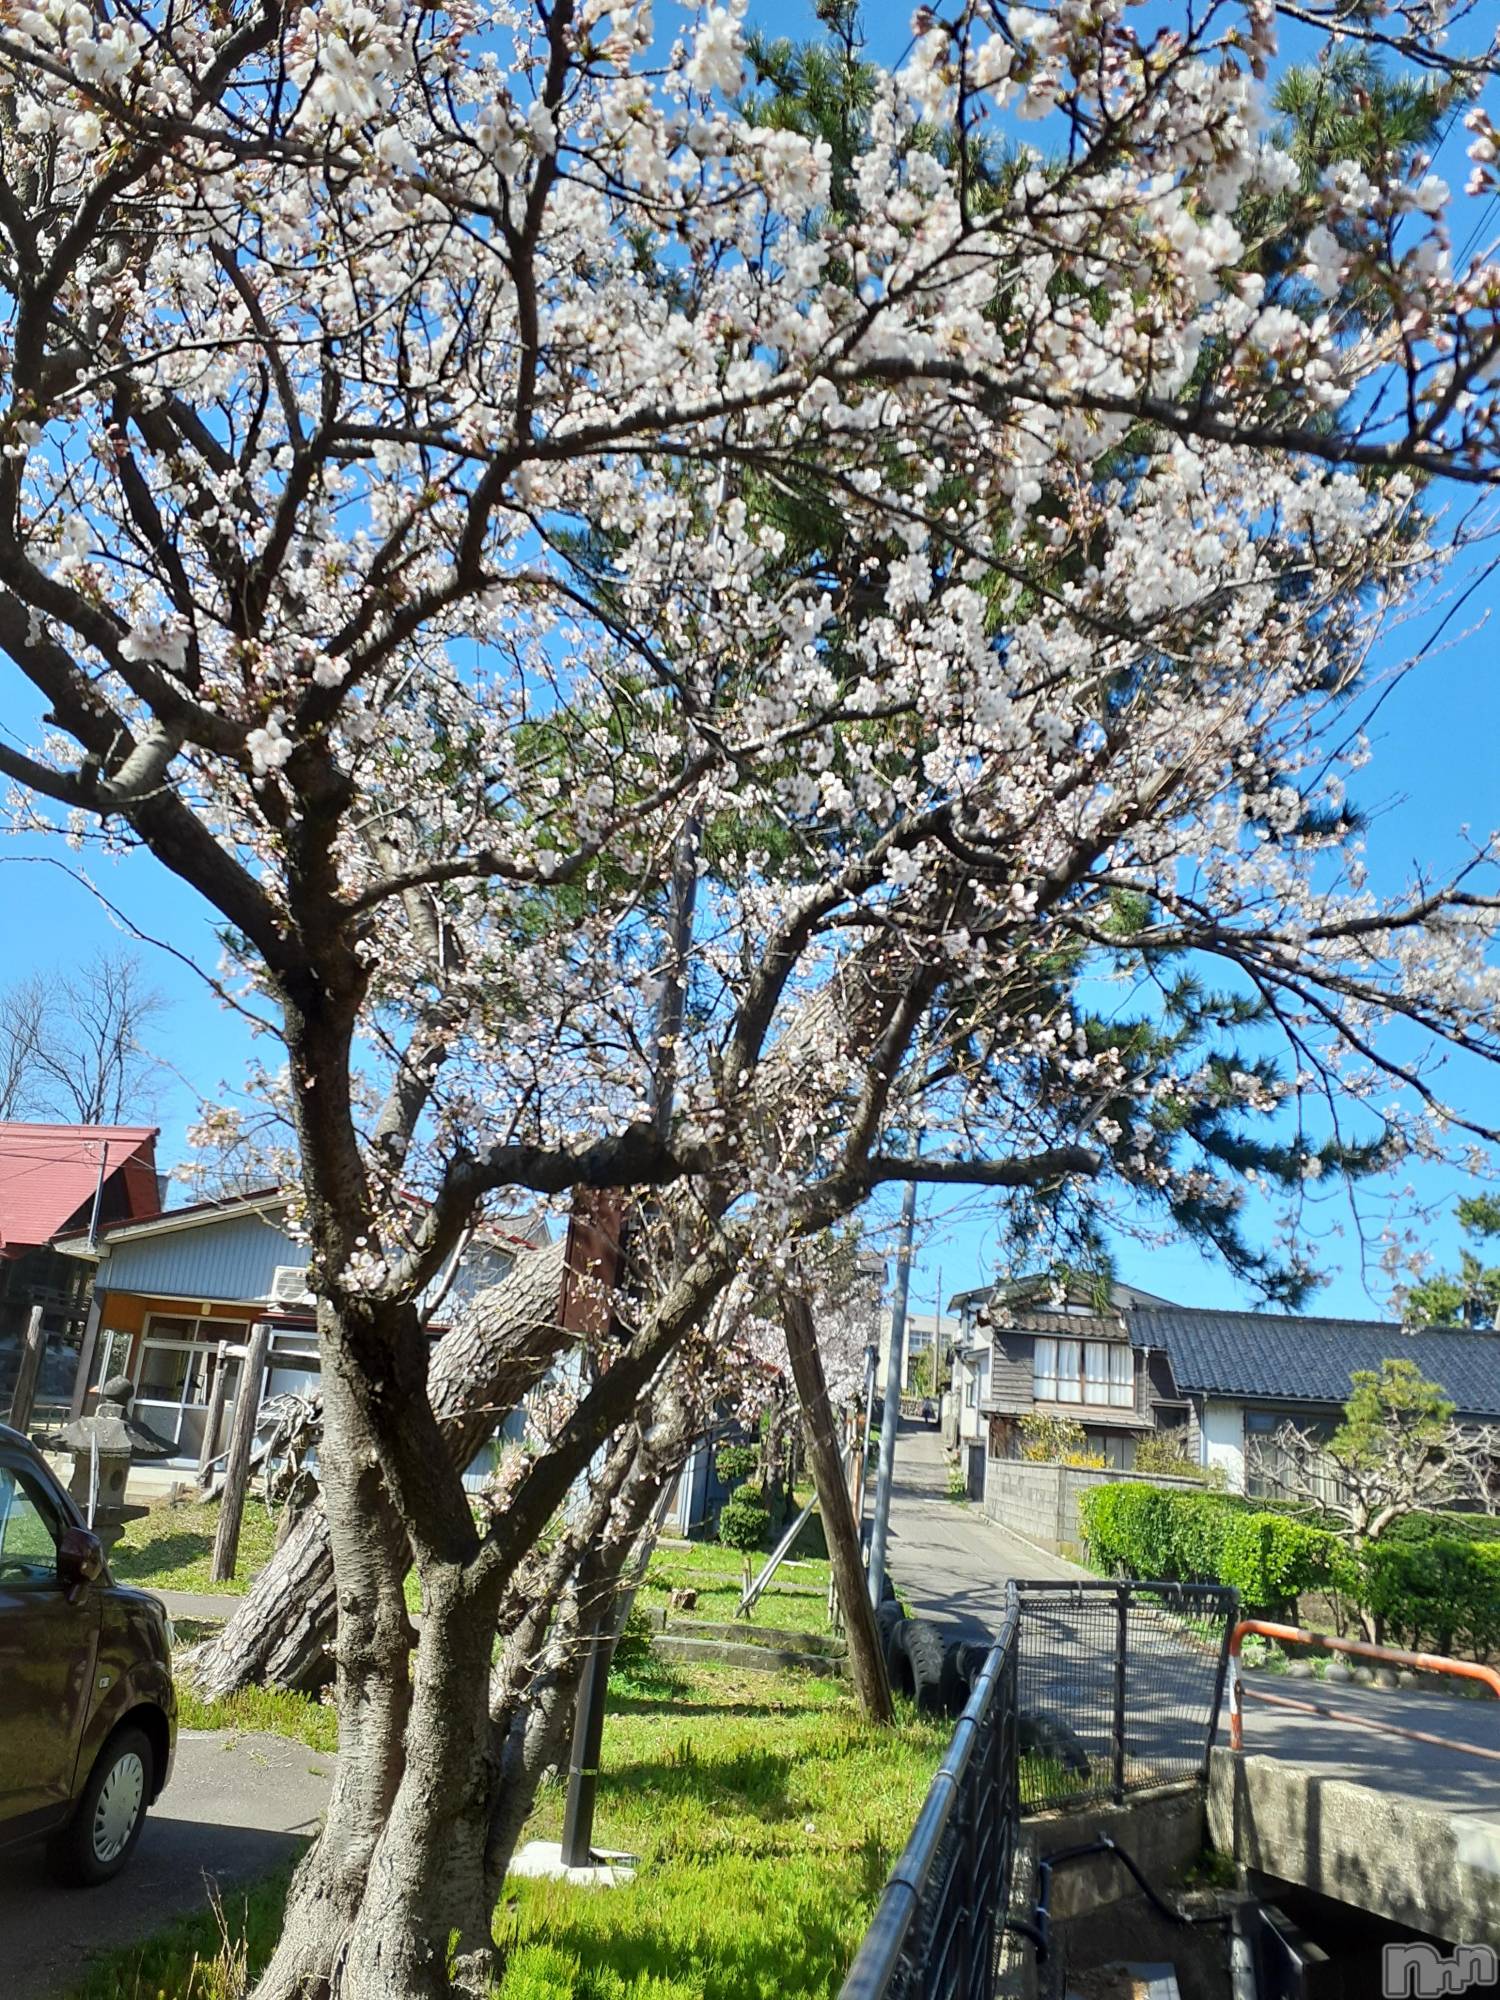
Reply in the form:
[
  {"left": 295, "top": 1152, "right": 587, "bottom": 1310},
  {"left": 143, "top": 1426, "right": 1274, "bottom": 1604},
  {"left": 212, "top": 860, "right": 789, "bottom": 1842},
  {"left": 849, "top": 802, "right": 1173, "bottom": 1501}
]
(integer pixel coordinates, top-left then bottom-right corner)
[{"left": 270, "top": 1264, "right": 316, "bottom": 1308}]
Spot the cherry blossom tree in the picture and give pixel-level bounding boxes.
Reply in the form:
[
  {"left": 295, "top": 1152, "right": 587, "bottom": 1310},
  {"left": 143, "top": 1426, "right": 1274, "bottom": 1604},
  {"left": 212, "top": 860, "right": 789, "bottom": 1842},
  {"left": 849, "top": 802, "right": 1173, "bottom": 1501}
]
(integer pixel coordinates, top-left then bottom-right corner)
[{"left": 2, "top": 0, "right": 1500, "bottom": 1994}]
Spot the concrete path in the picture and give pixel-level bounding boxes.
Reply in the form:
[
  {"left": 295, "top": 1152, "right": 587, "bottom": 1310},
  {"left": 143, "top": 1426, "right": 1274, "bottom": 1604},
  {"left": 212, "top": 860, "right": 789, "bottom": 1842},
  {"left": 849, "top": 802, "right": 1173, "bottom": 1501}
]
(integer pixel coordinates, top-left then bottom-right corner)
[
  {"left": 883, "top": 1419, "right": 1086, "bottom": 1642},
  {"left": 2, "top": 1729, "right": 331, "bottom": 2000},
  {"left": 153, "top": 1585, "right": 238, "bottom": 1624}
]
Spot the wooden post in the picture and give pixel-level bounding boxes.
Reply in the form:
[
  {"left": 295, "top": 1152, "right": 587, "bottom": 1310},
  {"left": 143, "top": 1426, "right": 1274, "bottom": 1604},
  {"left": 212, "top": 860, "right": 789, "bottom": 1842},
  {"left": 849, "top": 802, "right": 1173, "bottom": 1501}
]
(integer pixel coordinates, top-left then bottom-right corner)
[
  {"left": 8, "top": 1304, "right": 47, "bottom": 1432},
  {"left": 69, "top": 1293, "right": 104, "bottom": 1419},
  {"left": 210, "top": 1320, "right": 270, "bottom": 1583},
  {"left": 782, "top": 1286, "right": 893, "bottom": 1725},
  {"left": 198, "top": 1341, "right": 232, "bottom": 1479}
]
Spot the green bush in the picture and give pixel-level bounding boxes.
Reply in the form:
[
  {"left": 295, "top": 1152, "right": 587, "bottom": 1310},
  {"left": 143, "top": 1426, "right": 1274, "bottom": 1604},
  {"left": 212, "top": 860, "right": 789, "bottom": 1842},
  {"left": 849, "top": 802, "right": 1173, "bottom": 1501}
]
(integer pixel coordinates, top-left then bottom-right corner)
[
  {"left": 1079, "top": 1483, "right": 1348, "bottom": 1615},
  {"left": 716, "top": 1484, "right": 771, "bottom": 1556},
  {"left": 1380, "top": 1510, "right": 1500, "bottom": 1546},
  {"left": 1360, "top": 1536, "right": 1500, "bottom": 1660},
  {"left": 1081, "top": 1483, "right": 1500, "bottom": 1650},
  {"left": 714, "top": 1442, "right": 759, "bottom": 1490}
]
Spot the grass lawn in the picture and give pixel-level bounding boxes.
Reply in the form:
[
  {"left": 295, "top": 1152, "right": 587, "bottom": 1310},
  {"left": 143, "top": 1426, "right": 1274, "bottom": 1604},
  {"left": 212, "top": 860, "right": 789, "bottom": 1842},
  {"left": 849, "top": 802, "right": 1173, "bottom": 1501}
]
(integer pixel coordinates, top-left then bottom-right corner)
[
  {"left": 640, "top": 1534, "right": 834, "bottom": 1631},
  {"left": 70, "top": 1653, "right": 946, "bottom": 2000},
  {"left": 109, "top": 1496, "right": 279, "bottom": 1596},
  {"left": 110, "top": 1497, "right": 425, "bottom": 1615}
]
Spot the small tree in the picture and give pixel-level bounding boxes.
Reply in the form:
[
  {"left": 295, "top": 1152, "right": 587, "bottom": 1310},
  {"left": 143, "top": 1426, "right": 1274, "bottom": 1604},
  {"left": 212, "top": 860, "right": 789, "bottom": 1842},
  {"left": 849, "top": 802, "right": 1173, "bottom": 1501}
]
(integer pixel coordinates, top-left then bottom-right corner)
[
  {"left": 1133, "top": 1431, "right": 1217, "bottom": 1484},
  {"left": 714, "top": 1442, "right": 759, "bottom": 1492},
  {"left": 1263, "top": 1361, "right": 1498, "bottom": 1558},
  {"left": 717, "top": 1485, "right": 771, "bottom": 1595},
  {"left": 904, "top": 1352, "right": 940, "bottom": 1400}
]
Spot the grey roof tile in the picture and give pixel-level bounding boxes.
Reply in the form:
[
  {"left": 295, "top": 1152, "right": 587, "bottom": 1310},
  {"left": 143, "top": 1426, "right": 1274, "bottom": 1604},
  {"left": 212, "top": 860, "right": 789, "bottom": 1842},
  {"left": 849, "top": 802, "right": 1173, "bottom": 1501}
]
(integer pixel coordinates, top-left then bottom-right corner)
[{"left": 1129, "top": 1308, "right": 1500, "bottom": 1418}]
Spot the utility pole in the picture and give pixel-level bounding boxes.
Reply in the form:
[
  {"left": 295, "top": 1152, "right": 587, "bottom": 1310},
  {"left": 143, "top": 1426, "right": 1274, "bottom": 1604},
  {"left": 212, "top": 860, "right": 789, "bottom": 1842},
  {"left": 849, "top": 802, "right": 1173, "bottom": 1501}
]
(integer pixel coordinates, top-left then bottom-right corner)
[{"left": 866, "top": 1169, "right": 918, "bottom": 1610}]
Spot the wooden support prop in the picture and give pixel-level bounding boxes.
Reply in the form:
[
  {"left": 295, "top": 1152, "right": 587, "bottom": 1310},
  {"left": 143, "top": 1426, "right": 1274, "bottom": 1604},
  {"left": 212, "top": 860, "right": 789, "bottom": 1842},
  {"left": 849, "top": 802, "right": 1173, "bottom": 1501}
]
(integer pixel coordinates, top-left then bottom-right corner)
[
  {"left": 8, "top": 1305, "right": 47, "bottom": 1432},
  {"left": 210, "top": 1320, "right": 270, "bottom": 1583},
  {"left": 198, "top": 1342, "right": 232, "bottom": 1480},
  {"left": 782, "top": 1286, "right": 892, "bottom": 1725}
]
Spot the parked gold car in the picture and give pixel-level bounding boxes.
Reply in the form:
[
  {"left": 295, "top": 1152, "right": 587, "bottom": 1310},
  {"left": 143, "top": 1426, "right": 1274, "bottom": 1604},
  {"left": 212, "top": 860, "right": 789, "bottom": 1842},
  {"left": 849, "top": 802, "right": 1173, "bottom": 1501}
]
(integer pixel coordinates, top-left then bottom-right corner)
[{"left": 0, "top": 1422, "right": 175, "bottom": 1882}]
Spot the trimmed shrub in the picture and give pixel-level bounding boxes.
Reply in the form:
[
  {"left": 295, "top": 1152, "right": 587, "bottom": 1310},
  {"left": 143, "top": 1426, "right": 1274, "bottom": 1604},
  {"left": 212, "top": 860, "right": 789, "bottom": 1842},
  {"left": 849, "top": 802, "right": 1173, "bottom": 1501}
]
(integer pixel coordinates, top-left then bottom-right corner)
[
  {"left": 717, "top": 1484, "right": 771, "bottom": 1556},
  {"left": 1380, "top": 1509, "right": 1500, "bottom": 1546},
  {"left": 1079, "top": 1483, "right": 1348, "bottom": 1615},
  {"left": 714, "top": 1442, "right": 759, "bottom": 1490},
  {"left": 1360, "top": 1536, "right": 1500, "bottom": 1660}
]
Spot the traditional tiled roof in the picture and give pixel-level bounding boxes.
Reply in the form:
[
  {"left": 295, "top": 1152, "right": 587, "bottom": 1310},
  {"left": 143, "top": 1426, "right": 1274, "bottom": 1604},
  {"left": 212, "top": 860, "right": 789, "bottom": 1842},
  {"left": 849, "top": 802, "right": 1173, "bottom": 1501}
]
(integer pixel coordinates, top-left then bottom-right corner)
[{"left": 1130, "top": 1307, "right": 1500, "bottom": 1420}]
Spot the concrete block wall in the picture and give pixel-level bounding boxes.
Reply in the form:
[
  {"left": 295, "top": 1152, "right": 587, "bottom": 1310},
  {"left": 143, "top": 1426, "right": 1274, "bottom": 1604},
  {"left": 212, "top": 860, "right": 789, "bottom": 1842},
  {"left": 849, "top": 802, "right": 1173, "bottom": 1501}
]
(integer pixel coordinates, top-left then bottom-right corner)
[{"left": 982, "top": 1456, "right": 1205, "bottom": 1559}]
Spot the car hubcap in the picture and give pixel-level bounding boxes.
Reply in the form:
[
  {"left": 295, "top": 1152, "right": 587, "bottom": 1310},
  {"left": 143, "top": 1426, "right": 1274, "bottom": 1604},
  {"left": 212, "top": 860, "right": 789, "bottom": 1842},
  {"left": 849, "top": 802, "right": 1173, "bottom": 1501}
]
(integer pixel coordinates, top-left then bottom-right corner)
[{"left": 92, "top": 1751, "right": 145, "bottom": 1863}]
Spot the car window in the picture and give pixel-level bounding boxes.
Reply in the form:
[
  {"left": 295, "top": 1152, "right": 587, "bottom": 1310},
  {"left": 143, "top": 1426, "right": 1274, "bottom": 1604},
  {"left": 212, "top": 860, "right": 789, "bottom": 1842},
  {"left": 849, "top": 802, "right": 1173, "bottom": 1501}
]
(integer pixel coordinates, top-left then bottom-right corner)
[{"left": 0, "top": 1461, "right": 60, "bottom": 1584}]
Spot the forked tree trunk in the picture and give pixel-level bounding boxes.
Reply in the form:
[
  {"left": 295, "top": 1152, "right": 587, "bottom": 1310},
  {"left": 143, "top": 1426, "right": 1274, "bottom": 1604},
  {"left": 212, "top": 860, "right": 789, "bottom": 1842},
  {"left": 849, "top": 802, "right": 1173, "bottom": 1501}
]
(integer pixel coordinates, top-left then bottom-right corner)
[
  {"left": 185, "top": 1240, "right": 568, "bottom": 1700},
  {"left": 781, "top": 1287, "right": 893, "bottom": 1725}
]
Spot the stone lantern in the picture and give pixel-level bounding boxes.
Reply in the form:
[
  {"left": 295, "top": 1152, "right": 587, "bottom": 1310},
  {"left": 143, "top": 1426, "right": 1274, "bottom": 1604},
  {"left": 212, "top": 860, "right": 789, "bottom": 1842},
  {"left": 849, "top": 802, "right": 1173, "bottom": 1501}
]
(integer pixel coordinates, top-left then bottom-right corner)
[{"left": 40, "top": 1374, "right": 176, "bottom": 1555}]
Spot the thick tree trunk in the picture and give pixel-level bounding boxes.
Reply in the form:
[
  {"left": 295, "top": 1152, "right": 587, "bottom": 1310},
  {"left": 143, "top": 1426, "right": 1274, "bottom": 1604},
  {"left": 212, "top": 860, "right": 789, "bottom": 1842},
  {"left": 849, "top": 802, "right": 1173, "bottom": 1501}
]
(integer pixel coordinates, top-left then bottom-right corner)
[
  {"left": 782, "top": 1287, "right": 893, "bottom": 1725},
  {"left": 253, "top": 1325, "right": 418, "bottom": 2000},
  {"left": 185, "top": 1240, "right": 568, "bottom": 1700},
  {"left": 338, "top": 1561, "right": 508, "bottom": 2000}
]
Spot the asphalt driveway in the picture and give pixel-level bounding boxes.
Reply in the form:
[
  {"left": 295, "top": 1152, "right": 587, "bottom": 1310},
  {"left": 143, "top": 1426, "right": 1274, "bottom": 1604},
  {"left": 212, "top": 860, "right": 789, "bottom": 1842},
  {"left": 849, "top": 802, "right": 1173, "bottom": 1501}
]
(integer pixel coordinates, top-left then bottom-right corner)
[{"left": 2, "top": 1729, "right": 330, "bottom": 2000}]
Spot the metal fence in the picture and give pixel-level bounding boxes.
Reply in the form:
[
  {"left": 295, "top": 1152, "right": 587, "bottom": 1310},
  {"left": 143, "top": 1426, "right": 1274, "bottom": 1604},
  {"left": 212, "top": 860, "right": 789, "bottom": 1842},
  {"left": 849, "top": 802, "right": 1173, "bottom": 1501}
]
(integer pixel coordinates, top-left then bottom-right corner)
[
  {"left": 839, "top": 1607, "right": 1021, "bottom": 2000},
  {"left": 1012, "top": 1579, "right": 1237, "bottom": 1811}
]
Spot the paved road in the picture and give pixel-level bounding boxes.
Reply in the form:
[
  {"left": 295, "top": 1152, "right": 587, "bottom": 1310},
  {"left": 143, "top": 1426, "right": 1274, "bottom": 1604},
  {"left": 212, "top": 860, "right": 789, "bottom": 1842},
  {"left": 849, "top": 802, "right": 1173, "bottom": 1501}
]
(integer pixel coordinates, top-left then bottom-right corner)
[
  {"left": 888, "top": 1421, "right": 1500, "bottom": 1821},
  {"left": 883, "top": 1419, "right": 1085, "bottom": 1643},
  {"left": 885, "top": 1424, "right": 1224, "bottom": 1783},
  {"left": 2, "top": 1729, "right": 330, "bottom": 2000},
  {"left": 1236, "top": 1666, "right": 1500, "bottom": 1829}
]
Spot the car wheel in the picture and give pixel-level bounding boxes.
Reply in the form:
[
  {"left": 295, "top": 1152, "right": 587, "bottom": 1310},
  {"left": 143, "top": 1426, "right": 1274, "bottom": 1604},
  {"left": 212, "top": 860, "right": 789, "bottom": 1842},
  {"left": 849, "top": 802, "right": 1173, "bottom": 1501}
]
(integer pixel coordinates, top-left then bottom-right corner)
[{"left": 50, "top": 1726, "right": 153, "bottom": 1886}]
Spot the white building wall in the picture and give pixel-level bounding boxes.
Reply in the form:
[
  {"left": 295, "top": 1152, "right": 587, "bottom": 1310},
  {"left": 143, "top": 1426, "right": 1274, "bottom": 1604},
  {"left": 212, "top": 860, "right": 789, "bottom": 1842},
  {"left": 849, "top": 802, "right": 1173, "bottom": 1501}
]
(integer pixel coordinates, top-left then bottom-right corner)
[{"left": 1202, "top": 1398, "right": 1246, "bottom": 1492}]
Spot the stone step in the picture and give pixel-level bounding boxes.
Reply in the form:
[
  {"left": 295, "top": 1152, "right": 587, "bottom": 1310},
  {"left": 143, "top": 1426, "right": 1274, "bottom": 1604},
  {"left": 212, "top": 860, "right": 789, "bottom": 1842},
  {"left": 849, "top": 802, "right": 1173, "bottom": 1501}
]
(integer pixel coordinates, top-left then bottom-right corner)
[
  {"left": 666, "top": 1616, "right": 845, "bottom": 1657},
  {"left": 651, "top": 1634, "right": 848, "bottom": 1677}
]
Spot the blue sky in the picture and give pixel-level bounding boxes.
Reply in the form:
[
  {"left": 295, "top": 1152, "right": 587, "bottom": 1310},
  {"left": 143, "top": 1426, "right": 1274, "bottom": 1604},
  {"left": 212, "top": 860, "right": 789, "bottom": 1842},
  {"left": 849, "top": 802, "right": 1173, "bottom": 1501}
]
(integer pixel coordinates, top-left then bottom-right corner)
[{"left": 1, "top": 3, "right": 1498, "bottom": 1322}]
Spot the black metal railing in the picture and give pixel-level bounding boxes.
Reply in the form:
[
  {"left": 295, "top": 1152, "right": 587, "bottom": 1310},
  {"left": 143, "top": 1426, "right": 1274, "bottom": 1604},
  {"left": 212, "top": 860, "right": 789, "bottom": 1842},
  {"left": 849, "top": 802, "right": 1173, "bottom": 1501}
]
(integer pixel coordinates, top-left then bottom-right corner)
[
  {"left": 839, "top": 1606, "right": 1020, "bottom": 2000},
  {"left": 1012, "top": 1579, "right": 1236, "bottom": 1811}
]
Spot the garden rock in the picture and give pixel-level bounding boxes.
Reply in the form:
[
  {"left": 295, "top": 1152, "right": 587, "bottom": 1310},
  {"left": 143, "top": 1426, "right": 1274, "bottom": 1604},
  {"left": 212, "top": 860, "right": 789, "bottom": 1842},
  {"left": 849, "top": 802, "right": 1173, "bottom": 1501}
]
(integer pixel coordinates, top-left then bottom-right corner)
[{"left": 1323, "top": 1662, "right": 1352, "bottom": 1683}]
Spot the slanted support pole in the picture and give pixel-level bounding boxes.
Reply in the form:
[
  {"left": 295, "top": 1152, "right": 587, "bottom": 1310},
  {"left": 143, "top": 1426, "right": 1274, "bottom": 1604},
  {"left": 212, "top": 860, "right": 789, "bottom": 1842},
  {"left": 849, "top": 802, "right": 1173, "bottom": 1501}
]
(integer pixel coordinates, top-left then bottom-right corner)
[
  {"left": 782, "top": 1286, "right": 892, "bottom": 1725},
  {"left": 8, "top": 1304, "right": 46, "bottom": 1432},
  {"left": 211, "top": 1320, "right": 270, "bottom": 1583}
]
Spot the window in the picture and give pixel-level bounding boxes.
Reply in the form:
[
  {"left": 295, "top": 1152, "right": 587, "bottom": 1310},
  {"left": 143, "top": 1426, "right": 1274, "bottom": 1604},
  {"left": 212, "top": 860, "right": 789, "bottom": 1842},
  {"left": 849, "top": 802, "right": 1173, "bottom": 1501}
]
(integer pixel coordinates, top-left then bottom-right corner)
[
  {"left": 0, "top": 1462, "right": 60, "bottom": 1584},
  {"left": 134, "top": 1317, "right": 251, "bottom": 1455},
  {"left": 1109, "top": 1345, "right": 1134, "bottom": 1408},
  {"left": 1056, "top": 1339, "right": 1082, "bottom": 1401},
  {"left": 1084, "top": 1341, "right": 1109, "bottom": 1403},
  {"left": 1033, "top": 1336, "right": 1135, "bottom": 1408},
  {"left": 1033, "top": 1337, "right": 1057, "bottom": 1400}
]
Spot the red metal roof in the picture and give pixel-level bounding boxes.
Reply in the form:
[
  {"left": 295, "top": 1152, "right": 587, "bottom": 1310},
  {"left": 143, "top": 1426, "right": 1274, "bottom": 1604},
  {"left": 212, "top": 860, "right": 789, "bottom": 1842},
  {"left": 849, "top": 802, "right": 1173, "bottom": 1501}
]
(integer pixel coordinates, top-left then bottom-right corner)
[{"left": 0, "top": 1123, "right": 160, "bottom": 1258}]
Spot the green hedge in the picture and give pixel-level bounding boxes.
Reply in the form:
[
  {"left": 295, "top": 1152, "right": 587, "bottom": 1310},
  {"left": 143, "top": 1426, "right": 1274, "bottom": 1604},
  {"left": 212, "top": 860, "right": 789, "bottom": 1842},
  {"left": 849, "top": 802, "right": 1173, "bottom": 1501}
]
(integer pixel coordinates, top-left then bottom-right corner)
[
  {"left": 1380, "top": 1509, "right": 1500, "bottom": 1546},
  {"left": 1359, "top": 1537, "right": 1500, "bottom": 1660},
  {"left": 1080, "top": 1483, "right": 1500, "bottom": 1655},
  {"left": 1080, "top": 1483, "right": 1350, "bottom": 1616}
]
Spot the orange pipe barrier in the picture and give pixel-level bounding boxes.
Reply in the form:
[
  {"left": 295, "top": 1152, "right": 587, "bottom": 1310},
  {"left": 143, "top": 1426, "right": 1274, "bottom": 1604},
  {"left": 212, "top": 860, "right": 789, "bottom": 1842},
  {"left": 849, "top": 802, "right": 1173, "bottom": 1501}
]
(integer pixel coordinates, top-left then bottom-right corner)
[{"left": 1227, "top": 1618, "right": 1500, "bottom": 1754}]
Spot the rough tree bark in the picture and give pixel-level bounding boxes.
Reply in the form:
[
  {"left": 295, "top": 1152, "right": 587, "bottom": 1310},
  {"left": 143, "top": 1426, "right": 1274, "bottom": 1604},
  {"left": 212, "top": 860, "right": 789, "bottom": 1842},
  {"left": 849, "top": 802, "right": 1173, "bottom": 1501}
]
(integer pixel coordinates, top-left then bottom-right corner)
[
  {"left": 185, "top": 1239, "right": 568, "bottom": 1700},
  {"left": 781, "top": 1287, "right": 893, "bottom": 1725}
]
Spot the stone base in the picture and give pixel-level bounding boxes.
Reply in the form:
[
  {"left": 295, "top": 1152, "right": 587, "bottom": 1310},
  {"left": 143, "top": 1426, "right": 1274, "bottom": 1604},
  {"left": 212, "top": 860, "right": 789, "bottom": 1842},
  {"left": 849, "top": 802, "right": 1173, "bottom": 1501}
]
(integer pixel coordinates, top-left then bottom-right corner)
[{"left": 508, "top": 1840, "right": 637, "bottom": 1887}]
